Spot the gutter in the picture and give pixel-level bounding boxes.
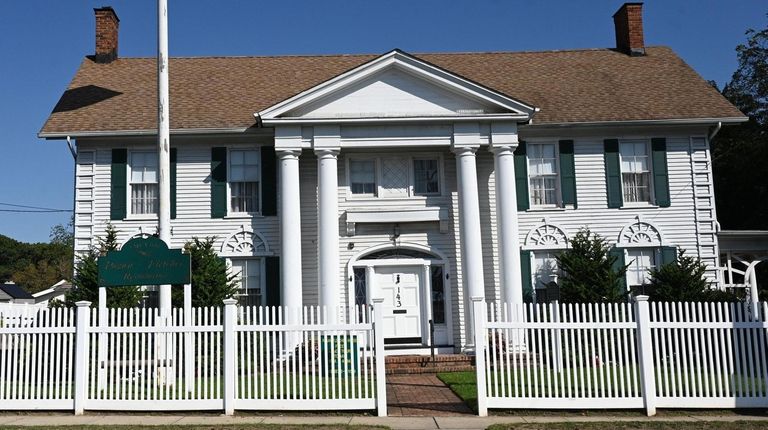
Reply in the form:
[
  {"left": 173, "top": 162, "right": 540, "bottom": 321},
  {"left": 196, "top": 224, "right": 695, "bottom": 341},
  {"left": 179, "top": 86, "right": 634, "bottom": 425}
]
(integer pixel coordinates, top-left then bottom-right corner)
[
  {"left": 521, "top": 117, "right": 747, "bottom": 129},
  {"left": 708, "top": 121, "right": 722, "bottom": 142},
  {"left": 38, "top": 126, "right": 267, "bottom": 140}
]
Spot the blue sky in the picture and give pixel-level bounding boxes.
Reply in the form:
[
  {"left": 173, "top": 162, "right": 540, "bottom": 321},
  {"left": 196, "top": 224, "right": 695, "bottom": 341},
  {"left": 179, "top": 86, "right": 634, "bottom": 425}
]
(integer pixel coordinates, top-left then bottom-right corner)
[{"left": 0, "top": 0, "right": 764, "bottom": 243}]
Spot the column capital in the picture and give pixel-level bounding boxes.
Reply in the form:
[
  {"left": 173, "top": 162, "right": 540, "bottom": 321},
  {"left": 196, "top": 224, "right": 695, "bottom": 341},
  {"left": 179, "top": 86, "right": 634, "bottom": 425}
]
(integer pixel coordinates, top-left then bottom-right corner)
[
  {"left": 276, "top": 149, "right": 302, "bottom": 160},
  {"left": 314, "top": 148, "right": 340, "bottom": 158},
  {"left": 489, "top": 144, "right": 517, "bottom": 155},
  {"left": 451, "top": 145, "right": 478, "bottom": 156}
]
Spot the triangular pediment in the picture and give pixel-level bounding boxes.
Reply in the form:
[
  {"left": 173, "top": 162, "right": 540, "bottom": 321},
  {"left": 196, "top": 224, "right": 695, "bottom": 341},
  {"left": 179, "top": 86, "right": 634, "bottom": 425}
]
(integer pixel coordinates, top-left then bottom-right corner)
[{"left": 258, "top": 50, "right": 535, "bottom": 124}]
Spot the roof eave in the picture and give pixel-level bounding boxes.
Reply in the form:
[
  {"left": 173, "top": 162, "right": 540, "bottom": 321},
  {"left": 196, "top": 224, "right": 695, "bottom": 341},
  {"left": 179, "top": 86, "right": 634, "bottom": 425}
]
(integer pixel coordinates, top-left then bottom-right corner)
[
  {"left": 522, "top": 116, "right": 748, "bottom": 129},
  {"left": 38, "top": 126, "right": 267, "bottom": 140},
  {"left": 260, "top": 113, "right": 530, "bottom": 126}
]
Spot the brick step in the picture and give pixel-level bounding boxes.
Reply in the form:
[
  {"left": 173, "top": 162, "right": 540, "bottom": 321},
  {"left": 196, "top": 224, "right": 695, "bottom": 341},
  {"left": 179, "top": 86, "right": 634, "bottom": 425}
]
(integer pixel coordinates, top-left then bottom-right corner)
[
  {"left": 384, "top": 354, "right": 475, "bottom": 374},
  {"left": 386, "top": 365, "right": 476, "bottom": 375}
]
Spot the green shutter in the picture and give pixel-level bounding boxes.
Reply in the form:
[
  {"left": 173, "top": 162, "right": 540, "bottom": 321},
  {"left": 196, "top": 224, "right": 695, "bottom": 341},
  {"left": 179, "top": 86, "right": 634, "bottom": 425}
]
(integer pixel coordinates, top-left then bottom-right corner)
[
  {"left": 210, "top": 147, "right": 227, "bottom": 218},
  {"left": 660, "top": 246, "right": 677, "bottom": 266},
  {"left": 520, "top": 249, "right": 532, "bottom": 303},
  {"left": 261, "top": 145, "right": 277, "bottom": 216},
  {"left": 604, "top": 139, "right": 623, "bottom": 208},
  {"left": 559, "top": 140, "right": 577, "bottom": 208},
  {"left": 170, "top": 148, "right": 177, "bottom": 219},
  {"left": 651, "top": 138, "right": 671, "bottom": 207},
  {"left": 265, "top": 256, "right": 280, "bottom": 307},
  {"left": 609, "top": 247, "right": 627, "bottom": 290},
  {"left": 110, "top": 148, "right": 127, "bottom": 220},
  {"left": 514, "top": 142, "right": 529, "bottom": 211}
]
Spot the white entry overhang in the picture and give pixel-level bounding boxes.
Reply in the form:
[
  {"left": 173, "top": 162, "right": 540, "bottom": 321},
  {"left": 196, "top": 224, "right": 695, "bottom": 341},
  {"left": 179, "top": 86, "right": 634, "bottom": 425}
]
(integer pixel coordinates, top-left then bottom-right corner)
[{"left": 257, "top": 49, "right": 536, "bottom": 126}]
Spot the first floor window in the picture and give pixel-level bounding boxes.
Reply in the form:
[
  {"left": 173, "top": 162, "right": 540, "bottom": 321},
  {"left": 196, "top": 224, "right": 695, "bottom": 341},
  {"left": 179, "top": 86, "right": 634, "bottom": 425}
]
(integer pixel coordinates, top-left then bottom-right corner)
[
  {"left": 620, "top": 140, "right": 651, "bottom": 203},
  {"left": 231, "top": 259, "right": 263, "bottom": 307},
  {"left": 626, "top": 248, "right": 656, "bottom": 291},
  {"left": 130, "top": 151, "right": 158, "bottom": 215},
  {"left": 350, "top": 159, "right": 376, "bottom": 195},
  {"left": 528, "top": 143, "right": 558, "bottom": 206},
  {"left": 229, "top": 149, "right": 260, "bottom": 213},
  {"left": 430, "top": 266, "right": 446, "bottom": 324},
  {"left": 414, "top": 159, "right": 440, "bottom": 195},
  {"left": 532, "top": 251, "right": 560, "bottom": 303}
]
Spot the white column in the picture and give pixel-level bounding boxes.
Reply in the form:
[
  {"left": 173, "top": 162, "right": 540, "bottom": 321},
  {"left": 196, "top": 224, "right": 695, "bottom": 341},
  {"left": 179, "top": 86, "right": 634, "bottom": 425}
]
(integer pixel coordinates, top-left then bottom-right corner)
[
  {"left": 452, "top": 146, "right": 486, "bottom": 301},
  {"left": 278, "top": 149, "right": 303, "bottom": 314},
  {"left": 491, "top": 143, "right": 523, "bottom": 306},
  {"left": 316, "top": 148, "right": 340, "bottom": 322}
]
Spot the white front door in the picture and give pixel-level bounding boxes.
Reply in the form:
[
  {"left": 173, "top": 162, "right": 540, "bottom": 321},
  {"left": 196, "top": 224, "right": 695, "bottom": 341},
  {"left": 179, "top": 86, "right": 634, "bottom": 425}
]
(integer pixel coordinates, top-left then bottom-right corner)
[{"left": 373, "top": 265, "right": 422, "bottom": 343}]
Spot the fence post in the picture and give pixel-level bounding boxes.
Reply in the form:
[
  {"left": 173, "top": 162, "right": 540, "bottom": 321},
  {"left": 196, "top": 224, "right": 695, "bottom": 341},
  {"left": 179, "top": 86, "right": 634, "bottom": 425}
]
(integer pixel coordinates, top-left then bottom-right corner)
[
  {"left": 634, "top": 295, "right": 657, "bottom": 416},
  {"left": 372, "top": 298, "right": 387, "bottom": 417},
  {"left": 73, "top": 301, "right": 91, "bottom": 415},
  {"left": 183, "top": 284, "right": 193, "bottom": 395},
  {"left": 552, "top": 300, "right": 563, "bottom": 373},
  {"left": 223, "top": 298, "right": 237, "bottom": 415},
  {"left": 472, "top": 296, "right": 488, "bottom": 417},
  {"left": 97, "top": 287, "right": 107, "bottom": 392}
]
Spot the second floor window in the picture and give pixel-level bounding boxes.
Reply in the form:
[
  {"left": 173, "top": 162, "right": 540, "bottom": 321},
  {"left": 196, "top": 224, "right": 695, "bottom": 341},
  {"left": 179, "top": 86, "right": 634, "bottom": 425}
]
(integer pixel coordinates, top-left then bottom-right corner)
[
  {"left": 414, "top": 159, "right": 440, "bottom": 195},
  {"left": 229, "top": 149, "right": 260, "bottom": 213},
  {"left": 350, "top": 159, "right": 376, "bottom": 195},
  {"left": 620, "top": 140, "right": 651, "bottom": 203},
  {"left": 129, "top": 151, "right": 158, "bottom": 215},
  {"left": 528, "top": 143, "right": 558, "bottom": 206}
]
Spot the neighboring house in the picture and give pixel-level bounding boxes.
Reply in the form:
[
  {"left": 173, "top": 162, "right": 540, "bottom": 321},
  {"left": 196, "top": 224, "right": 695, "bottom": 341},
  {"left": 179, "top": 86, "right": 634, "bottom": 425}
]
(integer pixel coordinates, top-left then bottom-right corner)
[
  {"left": 32, "top": 280, "right": 72, "bottom": 307},
  {"left": 39, "top": 4, "right": 746, "bottom": 351},
  {"left": 0, "top": 282, "right": 35, "bottom": 304}
]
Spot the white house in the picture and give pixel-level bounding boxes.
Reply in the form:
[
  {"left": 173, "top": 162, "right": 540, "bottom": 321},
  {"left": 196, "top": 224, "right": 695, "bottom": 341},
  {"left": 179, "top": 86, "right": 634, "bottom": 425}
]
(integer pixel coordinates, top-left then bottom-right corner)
[{"left": 39, "top": 4, "right": 746, "bottom": 351}]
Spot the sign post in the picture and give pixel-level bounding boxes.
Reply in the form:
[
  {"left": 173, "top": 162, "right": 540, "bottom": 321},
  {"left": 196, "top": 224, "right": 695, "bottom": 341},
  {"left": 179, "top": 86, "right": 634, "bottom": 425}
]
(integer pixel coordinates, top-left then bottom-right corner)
[{"left": 98, "top": 235, "right": 191, "bottom": 387}]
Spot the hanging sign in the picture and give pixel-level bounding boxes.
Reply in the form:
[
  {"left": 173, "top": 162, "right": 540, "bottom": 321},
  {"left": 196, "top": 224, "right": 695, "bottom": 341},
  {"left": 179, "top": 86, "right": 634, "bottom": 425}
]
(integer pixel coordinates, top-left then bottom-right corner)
[{"left": 98, "top": 235, "right": 191, "bottom": 287}]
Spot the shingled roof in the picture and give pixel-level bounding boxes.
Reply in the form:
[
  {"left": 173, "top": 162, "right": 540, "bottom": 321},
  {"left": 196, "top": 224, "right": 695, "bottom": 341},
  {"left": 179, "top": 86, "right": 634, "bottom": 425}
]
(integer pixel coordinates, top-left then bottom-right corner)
[{"left": 39, "top": 46, "right": 745, "bottom": 137}]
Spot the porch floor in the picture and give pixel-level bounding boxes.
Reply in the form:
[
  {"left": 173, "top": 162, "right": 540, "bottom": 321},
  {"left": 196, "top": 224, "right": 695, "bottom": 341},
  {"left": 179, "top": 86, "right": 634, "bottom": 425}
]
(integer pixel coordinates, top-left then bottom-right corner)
[{"left": 386, "top": 373, "right": 473, "bottom": 416}]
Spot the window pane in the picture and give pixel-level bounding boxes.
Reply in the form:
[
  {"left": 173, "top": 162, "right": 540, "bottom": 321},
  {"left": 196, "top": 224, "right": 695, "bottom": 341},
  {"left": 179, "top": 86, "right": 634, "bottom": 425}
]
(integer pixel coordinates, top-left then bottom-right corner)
[
  {"left": 528, "top": 143, "right": 558, "bottom": 206},
  {"left": 232, "top": 258, "right": 263, "bottom": 307},
  {"left": 431, "top": 266, "right": 445, "bottom": 324},
  {"left": 131, "top": 183, "right": 158, "bottom": 214},
  {"left": 627, "top": 249, "right": 656, "bottom": 287},
  {"left": 230, "top": 181, "right": 260, "bottom": 213},
  {"left": 414, "top": 159, "right": 439, "bottom": 195},
  {"left": 350, "top": 160, "right": 376, "bottom": 195},
  {"left": 533, "top": 251, "right": 560, "bottom": 304}
]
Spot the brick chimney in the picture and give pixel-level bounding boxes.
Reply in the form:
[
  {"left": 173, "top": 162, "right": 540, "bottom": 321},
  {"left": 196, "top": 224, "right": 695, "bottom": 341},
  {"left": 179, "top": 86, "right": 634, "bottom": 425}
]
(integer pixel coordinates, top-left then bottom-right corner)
[
  {"left": 613, "top": 3, "right": 645, "bottom": 56},
  {"left": 94, "top": 6, "right": 119, "bottom": 63}
]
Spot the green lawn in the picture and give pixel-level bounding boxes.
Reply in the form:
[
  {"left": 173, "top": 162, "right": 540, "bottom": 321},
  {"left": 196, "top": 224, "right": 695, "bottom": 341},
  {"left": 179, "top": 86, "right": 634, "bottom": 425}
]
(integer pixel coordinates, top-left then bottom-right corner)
[{"left": 437, "top": 371, "right": 479, "bottom": 412}]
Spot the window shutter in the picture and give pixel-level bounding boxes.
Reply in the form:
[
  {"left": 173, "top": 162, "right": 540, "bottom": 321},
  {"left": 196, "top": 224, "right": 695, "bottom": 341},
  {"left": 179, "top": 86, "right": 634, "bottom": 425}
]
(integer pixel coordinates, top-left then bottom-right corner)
[
  {"left": 265, "top": 256, "right": 280, "bottom": 307},
  {"left": 651, "top": 138, "right": 671, "bottom": 207},
  {"left": 110, "top": 148, "right": 127, "bottom": 220},
  {"left": 558, "top": 140, "right": 577, "bottom": 208},
  {"left": 660, "top": 246, "right": 677, "bottom": 266},
  {"left": 514, "top": 142, "right": 529, "bottom": 211},
  {"left": 261, "top": 145, "right": 277, "bottom": 216},
  {"left": 609, "top": 247, "right": 627, "bottom": 290},
  {"left": 210, "top": 147, "right": 227, "bottom": 218},
  {"left": 170, "top": 148, "right": 177, "bottom": 219},
  {"left": 604, "top": 139, "right": 623, "bottom": 208},
  {"left": 520, "top": 249, "right": 532, "bottom": 302}
]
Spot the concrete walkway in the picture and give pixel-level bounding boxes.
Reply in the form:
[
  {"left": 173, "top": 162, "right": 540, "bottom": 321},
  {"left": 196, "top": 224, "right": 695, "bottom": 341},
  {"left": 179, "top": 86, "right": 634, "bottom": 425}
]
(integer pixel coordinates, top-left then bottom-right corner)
[{"left": 1, "top": 414, "right": 768, "bottom": 429}]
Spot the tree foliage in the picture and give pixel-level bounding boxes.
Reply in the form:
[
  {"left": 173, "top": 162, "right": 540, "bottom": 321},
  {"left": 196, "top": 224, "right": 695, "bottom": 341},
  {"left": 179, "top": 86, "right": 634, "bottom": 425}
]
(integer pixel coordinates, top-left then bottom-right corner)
[
  {"left": 62, "top": 224, "right": 143, "bottom": 308},
  {"left": 647, "top": 249, "right": 738, "bottom": 302},
  {"left": 713, "top": 19, "right": 768, "bottom": 231},
  {"left": 0, "top": 220, "right": 74, "bottom": 293},
  {"left": 172, "top": 237, "right": 238, "bottom": 308},
  {"left": 555, "top": 229, "right": 628, "bottom": 303}
]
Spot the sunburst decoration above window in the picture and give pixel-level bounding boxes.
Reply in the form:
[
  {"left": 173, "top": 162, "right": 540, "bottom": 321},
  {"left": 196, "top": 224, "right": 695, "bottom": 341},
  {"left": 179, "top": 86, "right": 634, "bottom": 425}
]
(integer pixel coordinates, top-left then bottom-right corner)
[
  {"left": 618, "top": 221, "right": 662, "bottom": 246},
  {"left": 221, "top": 229, "right": 268, "bottom": 255},
  {"left": 525, "top": 223, "right": 569, "bottom": 249}
]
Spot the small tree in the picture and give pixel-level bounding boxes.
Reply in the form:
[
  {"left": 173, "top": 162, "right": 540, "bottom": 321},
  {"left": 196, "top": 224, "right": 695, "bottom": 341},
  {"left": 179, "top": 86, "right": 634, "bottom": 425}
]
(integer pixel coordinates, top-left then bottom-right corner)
[
  {"left": 647, "top": 249, "right": 737, "bottom": 302},
  {"left": 556, "top": 228, "right": 628, "bottom": 303},
  {"left": 173, "top": 237, "right": 238, "bottom": 308},
  {"left": 61, "top": 224, "right": 144, "bottom": 308}
]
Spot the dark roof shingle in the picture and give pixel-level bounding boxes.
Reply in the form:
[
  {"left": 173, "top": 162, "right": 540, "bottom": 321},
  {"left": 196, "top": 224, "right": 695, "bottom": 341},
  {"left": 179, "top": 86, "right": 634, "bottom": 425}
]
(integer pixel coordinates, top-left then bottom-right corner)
[{"left": 39, "top": 46, "right": 745, "bottom": 136}]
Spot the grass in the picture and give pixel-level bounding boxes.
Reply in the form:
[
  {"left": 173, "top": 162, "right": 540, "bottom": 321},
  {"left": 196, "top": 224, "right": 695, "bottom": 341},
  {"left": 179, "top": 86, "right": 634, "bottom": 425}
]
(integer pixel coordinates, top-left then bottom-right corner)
[
  {"left": 487, "top": 423, "right": 768, "bottom": 430},
  {"left": 437, "top": 371, "right": 478, "bottom": 412}
]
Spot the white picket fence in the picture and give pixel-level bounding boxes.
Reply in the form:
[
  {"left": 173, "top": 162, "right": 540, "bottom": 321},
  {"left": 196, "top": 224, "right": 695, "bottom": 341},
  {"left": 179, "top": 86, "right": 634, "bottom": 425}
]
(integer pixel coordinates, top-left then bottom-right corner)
[
  {"left": 473, "top": 297, "right": 768, "bottom": 416},
  {"left": 0, "top": 299, "right": 387, "bottom": 415}
]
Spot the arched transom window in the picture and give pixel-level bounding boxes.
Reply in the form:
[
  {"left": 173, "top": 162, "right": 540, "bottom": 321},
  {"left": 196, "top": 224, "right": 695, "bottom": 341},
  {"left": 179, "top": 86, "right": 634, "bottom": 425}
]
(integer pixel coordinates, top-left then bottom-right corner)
[
  {"left": 525, "top": 223, "right": 569, "bottom": 249},
  {"left": 618, "top": 221, "right": 662, "bottom": 247},
  {"left": 220, "top": 229, "right": 269, "bottom": 256}
]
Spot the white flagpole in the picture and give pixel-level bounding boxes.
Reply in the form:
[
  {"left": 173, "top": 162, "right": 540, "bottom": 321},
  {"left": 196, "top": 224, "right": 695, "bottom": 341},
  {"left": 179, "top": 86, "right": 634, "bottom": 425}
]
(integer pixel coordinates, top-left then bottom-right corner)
[{"left": 157, "top": 0, "right": 172, "bottom": 314}]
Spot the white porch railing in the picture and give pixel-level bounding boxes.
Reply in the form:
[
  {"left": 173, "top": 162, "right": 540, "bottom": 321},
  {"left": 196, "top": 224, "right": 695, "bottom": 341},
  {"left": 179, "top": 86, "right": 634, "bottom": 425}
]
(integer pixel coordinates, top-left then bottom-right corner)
[
  {"left": 0, "top": 299, "right": 387, "bottom": 416},
  {"left": 473, "top": 297, "right": 768, "bottom": 416}
]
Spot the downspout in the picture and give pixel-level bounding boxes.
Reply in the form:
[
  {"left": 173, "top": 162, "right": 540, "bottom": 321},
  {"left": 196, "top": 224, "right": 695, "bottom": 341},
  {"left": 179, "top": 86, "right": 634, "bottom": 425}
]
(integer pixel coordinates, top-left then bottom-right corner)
[
  {"left": 708, "top": 121, "right": 722, "bottom": 142},
  {"left": 67, "top": 135, "right": 76, "bottom": 281},
  {"left": 66, "top": 135, "right": 76, "bottom": 160}
]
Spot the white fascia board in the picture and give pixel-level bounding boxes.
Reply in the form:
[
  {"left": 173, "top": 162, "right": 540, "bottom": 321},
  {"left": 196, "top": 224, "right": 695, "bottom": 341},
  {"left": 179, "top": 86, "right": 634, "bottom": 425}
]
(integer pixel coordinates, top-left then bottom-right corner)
[
  {"left": 38, "top": 126, "right": 264, "bottom": 140},
  {"left": 346, "top": 207, "right": 445, "bottom": 224},
  {"left": 257, "top": 49, "right": 536, "bottom": 121},
  {"left": 522, "top": 117, "right": 748, "bottom": 130},
  {"left": 262, "top": 113, "right": 528, "bottom": 126}
]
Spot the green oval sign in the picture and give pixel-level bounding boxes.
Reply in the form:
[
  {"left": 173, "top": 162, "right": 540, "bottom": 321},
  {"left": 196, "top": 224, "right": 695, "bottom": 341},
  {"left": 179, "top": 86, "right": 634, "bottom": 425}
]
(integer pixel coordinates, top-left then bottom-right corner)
[{"left": 98, "top": 236, "right": 191, "bottom": 287}]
